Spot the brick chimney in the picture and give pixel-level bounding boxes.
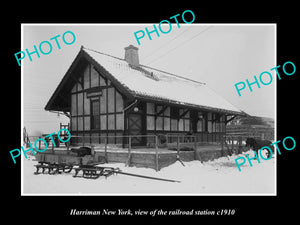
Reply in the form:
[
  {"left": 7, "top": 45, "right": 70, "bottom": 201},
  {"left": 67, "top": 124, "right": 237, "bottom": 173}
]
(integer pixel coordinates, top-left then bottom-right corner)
[{"left": 124, "top": 45, "right": 139, "bottom": 66}]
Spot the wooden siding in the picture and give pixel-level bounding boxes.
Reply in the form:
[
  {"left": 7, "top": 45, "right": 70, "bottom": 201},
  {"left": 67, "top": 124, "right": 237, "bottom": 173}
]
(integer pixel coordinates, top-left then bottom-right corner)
[
  {"left": 144, "top": 101, "right": 226, "bottom": 145},
  {"left": 145, "top": 102, "right": 225, "bottom": 133},
  {"left": 70, "top": 63, "right": 125, "bottom": 145},
  {"left": 69, "top": 64, "right": 227, "bottom": 147}
]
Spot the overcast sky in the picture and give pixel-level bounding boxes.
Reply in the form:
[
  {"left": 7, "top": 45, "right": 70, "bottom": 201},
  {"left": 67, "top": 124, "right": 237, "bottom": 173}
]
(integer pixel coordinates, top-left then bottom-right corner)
[{"left": 22, "top": 24, "right": 275, "bottom": 135}]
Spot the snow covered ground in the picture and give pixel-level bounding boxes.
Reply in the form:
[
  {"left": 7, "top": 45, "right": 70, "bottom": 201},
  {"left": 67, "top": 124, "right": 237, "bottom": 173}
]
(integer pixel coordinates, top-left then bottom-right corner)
[{"left": 21, "top": 150, "right": 275, "bottom": 195}]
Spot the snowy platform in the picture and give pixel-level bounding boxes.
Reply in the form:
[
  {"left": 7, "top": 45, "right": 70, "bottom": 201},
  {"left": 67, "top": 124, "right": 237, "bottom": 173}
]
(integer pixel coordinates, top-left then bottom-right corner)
[{"left": 22, "top": 149, "right": 276, "bottom": 195}]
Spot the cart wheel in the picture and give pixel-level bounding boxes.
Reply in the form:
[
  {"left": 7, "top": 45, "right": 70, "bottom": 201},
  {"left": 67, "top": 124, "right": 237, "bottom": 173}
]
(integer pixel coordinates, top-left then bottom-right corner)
[{"left": 64, "top": 165, "right": 73, "bottom": 173}]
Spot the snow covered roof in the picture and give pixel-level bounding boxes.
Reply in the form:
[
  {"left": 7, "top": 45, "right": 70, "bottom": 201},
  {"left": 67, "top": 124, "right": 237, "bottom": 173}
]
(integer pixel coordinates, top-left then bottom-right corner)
[
  {"left": 83, "top": 47, "right": 242, "bottom": 114},
  {"left": 45, "top": 46, "right": 243, "bottom": 115}
]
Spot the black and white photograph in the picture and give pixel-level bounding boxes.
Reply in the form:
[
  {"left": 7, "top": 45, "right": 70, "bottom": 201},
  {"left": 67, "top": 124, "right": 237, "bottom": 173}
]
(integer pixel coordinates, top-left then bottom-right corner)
[
  {"left": 4, "top": 5, "right": 298, "bottom": 223},
  {"left": 21, "top": 24, "right": 276, "bottom": 195}
]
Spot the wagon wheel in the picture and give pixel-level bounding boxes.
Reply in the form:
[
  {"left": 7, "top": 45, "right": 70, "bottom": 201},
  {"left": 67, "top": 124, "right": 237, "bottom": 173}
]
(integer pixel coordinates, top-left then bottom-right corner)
[{"left": 63, "top": 165, "right": 73, "bottom": 173}]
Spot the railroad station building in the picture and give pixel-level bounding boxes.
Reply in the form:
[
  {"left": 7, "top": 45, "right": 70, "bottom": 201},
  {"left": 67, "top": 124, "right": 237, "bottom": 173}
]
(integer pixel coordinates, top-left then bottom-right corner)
[{"left": 45, "top": 45, "right": 244, "bottom": 147}]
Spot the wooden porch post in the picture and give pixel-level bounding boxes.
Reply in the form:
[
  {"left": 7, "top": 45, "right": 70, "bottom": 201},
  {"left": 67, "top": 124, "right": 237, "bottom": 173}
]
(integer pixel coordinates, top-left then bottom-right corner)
[
  {"left": 176, "top": 135, "right": 185, "bottom": 166},
  {"left": 51, "top": 137, "right": 55, "bottom": 153},
  {"left": 221, "top": 134, "right": 224, "bottom": 156},
  {"left": 231, "top": 136, "right": 234, "bottom": 153},
  {"left": 126, "top": 136, "right": 132, "bottom": 167},
  {"left": 155, "top": 135, "right": 159, "bottom": 172},
  {"left": 177, "top": 135, "right": 180, "bottom": 157},
  {"left": 194, "top": 136, "right": 197, "bottom": 160},
  {"left": 38, "top": 136, "right": 41, "bottom": 151},
  {"left": 104, "top": 137, "right": 108, "bottom": 163},
  {"left": 83, "top": 134, "right": 85, "bottom": 147},
  {"left": 66, "top": 140, "right": 70, "bottom": 155}
]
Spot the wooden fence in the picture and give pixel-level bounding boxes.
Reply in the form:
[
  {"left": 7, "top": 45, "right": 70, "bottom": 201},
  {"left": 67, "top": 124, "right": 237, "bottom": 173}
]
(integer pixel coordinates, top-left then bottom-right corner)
[
  {"left": 25, "top": 131, "right": 263, "bottom": 171},
  {"left": 226, "top": 124, "right": 274, "bottom": 141}
]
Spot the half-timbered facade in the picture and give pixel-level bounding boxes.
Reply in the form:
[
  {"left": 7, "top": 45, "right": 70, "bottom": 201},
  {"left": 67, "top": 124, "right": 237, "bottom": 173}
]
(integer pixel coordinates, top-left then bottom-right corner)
[{"left": 45, "top": 45, "right": 244, "bottom": 147}]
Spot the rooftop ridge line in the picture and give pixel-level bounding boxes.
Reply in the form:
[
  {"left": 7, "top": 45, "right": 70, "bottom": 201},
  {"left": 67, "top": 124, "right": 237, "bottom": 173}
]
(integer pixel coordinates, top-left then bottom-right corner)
[{"left": 82, "top": 46, "right": 206, "bottom": 85}]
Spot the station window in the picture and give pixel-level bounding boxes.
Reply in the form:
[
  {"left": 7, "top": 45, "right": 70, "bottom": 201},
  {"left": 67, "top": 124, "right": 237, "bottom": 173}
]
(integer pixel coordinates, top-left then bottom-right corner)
[{"left": 91, "top": 100, "right": 100, "bottom": 129}]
